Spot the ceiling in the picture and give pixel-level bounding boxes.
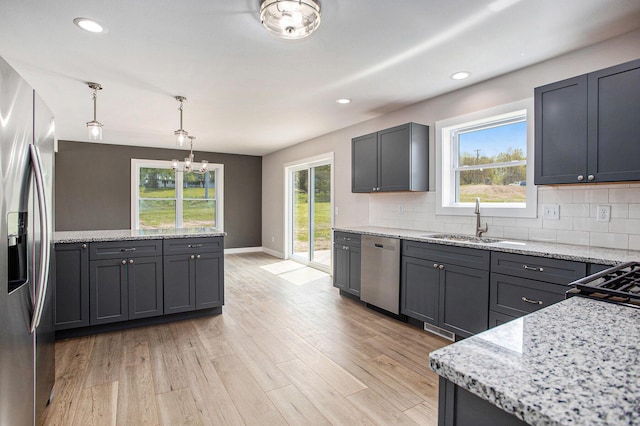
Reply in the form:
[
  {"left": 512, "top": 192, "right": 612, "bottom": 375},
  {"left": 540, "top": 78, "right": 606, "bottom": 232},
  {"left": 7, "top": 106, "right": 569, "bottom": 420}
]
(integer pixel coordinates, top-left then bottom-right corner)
[{"left": 1, "top": 1, "right": 640, "bottom": 156}]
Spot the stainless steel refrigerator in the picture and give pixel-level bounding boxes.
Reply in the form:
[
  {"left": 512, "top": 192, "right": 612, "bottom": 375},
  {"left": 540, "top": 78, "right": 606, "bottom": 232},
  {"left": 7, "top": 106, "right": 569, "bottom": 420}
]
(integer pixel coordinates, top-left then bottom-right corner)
[{"left": 0, "top": 56, "right": 55, "bottom": 425}]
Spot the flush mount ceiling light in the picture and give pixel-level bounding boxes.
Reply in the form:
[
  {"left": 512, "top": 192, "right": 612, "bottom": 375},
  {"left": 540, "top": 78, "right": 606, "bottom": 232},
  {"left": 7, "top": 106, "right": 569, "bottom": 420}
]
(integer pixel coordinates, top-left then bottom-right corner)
[
  {"left": 260, "top": 0, "right": 321, "bottom": 40},
  {"left": 73, "top": 17, "right": 107, "bottom": 33},
  {"left": 86, "top": 83, "right": 103, "bottom": 141},
  {"left": 450, "top": 71, "right": 471, "bottom": 80},
  {"left": 336, "top": 98, "right": 351, "bottom": 104},
  {"left": 174, "top": 96, "right": 189, "bottom": 147},
  {"left": 172, "top": 136, "right": 208, "bottom": 174}
]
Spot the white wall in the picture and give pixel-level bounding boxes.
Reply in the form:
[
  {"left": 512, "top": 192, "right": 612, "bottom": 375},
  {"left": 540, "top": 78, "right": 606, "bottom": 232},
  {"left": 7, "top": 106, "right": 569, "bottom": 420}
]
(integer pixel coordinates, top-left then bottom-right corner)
[{"left": 262, "top": 29, "right": 640, "bottom": 256}]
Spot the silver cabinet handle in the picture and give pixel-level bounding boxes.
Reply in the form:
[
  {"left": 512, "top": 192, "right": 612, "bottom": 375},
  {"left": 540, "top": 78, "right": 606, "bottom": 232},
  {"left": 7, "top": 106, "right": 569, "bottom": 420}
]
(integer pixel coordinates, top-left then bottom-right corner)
[
  {"left": 190, "top": 255, "right": 195, "bottom": 259},
  {"left": 121, "top": 259, "right": 127, "bottom": 265},
  {"left": 345, "top": 237, "right": 351, "bottom": 241},
  {"left": 29, "top": 145, "right": 51, "bottom": 333},
  {"left": 129, "top": 259, "right": 134, "bottom": 264},
  {"left": 196, "top": 254, "right": 201, "bottom": 259},
  {"left": 188, "top": 243, "right": 203, "bottom": 248},
  {"left": 587, "top": 174, "right": 595, "bottom": 181},
  {"left": 577, "top": 175, "right": 584, "bottom": 181},
  {"left": 82, "top": 243, "right": 87, "bottom": 249},
  {"left": 522, "top": 296, "right": 543, "bottom": 305},
  {"left": 433, "top": 263, "right": 439, "bottom": 269},
  {"left": 439, "top": 264, "right": 444, "bottom": 270},
  {"left": 121, "top": 247, "right": 136, "bottom": 252},
  {"left": 344, "top": 246, "right": 350, "bottom": 251},
  {"left": 523, "top": 265, "right": 544, "bottom": 272}
]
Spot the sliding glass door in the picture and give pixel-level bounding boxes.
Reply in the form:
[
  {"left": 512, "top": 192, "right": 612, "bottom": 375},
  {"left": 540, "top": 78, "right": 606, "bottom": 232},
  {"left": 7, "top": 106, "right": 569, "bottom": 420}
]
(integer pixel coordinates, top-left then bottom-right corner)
[{"left": 290, "top": 160, "right": 332, "bottom": 270}]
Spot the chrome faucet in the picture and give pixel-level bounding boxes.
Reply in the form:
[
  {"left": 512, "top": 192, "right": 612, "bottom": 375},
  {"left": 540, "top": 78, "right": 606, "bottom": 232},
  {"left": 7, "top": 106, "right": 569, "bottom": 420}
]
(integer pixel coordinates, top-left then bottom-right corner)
[{"left": 475, "top": 197, "right": 488, "bottom": 237}]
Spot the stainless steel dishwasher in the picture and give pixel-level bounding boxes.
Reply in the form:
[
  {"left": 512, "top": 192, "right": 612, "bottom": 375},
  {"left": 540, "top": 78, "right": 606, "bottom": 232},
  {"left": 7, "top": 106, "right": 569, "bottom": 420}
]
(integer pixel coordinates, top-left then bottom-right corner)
[{"left": 360, "top": 235, "right": 401, "bottom": 314}]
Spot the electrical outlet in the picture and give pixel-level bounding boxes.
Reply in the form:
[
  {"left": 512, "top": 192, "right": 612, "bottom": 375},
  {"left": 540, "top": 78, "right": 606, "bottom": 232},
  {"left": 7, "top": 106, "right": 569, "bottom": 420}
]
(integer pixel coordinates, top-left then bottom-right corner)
[
  {"left": 335, "top": 206, "right": 339, "bottom": 215},
  {"left": 271, "top": 236, "right": 275, "bottom": 243},
  {"left": 597, "top": 205, "right": 611, "bottom": 222},
  {"left": 543, "top": 204, "right": 560, "bottom": 220}
]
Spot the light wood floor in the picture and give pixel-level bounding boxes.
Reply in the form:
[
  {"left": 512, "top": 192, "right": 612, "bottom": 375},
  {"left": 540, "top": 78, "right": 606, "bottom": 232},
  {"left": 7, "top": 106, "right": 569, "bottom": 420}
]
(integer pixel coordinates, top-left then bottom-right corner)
[{"left": 43, "top": 253, "right": 450, "bottom": 426}]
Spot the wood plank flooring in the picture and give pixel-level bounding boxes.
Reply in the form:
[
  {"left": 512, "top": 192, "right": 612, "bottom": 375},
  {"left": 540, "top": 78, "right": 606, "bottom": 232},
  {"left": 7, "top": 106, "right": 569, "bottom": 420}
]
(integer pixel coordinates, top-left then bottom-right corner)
[{"left": 43, "top": 253, "right": 450, "bottom": 426}]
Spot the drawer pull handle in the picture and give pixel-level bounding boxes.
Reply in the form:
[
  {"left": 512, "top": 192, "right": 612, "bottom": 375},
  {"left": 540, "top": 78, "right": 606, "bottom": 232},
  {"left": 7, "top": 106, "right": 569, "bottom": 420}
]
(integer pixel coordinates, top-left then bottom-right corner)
[
  {"left": 81, "top": 243, "right": 87, "bottom": 249},
  {"left": 188, "top": 244, "right": 203, "bottom": 248},
  {"left": 523, "top": 265, "right": 543, "bottom": 272},
  {"left": 522, "top": 296, "right": 543, "bottom": 305},
  {"left": 344, "top": 246, "right": 350, "bottom": 251},
  {"left": 121, "top": 248, "right": 137, "bottom": 252}
]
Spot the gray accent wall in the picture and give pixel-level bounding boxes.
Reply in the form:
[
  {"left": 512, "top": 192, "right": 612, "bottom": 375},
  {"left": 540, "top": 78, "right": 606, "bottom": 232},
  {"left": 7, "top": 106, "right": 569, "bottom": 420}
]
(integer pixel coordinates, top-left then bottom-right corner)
[{"left": 55, "top": 140, "right": 261, "bottom": 249}]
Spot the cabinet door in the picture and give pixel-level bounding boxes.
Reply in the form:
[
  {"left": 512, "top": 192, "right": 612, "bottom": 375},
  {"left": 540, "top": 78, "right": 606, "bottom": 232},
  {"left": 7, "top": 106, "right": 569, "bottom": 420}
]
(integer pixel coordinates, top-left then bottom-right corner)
[
  {"left": 163, "top": 254, "right": 195, "bottom": 314},
  {"left": 333, "top": 244, "right": 349, "bottom": 290},
  {"left": 588, "top": 59, "right": 640, "bottom": 182},
  {"left": 401, "top": 256, "right": 439, "bottom": 325},
  {"left": 378, "top": 124, "right": 411, "bottom": 191},
  {"left": 352, "top": 132, "right": 378, "bottom": 192},
  {"left": 347, "top": 246, "right": 361, "bottom": 296},
  {"left": 128, "top": 256, "right": 163, "bottom": 320},
  {"left": 534, "top": 75, "right": 588, "bottom": 184},
  {"left": 55, "top": 243, "right": 89, "bottom": 330},
  {"left": 90, "top": 259, "right": 128, "bottom": 325},
  {"left": 439, "top": 264, "right": 489, "bottom": 338},
  {"left": 194, "top": 252, "right": 224, "bottom": 310}
]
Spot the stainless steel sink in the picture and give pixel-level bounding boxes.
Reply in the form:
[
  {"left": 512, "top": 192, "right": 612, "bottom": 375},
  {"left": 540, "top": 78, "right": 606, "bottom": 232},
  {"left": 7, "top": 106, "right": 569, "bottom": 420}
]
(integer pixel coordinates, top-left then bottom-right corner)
[{"left": 422, "top": 233, "right": 504, "bottom": 244}]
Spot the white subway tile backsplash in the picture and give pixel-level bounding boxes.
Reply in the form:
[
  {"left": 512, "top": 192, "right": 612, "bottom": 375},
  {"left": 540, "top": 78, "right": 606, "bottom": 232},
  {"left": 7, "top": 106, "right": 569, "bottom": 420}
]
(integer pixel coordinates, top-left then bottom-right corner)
[{"left": 368, "top": 184, "right": 640, "bottom": 251}]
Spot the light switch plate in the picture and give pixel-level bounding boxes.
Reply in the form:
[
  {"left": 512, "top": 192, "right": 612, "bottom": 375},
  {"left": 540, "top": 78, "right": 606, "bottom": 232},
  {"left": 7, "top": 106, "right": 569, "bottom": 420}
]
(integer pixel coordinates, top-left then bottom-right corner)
[
  {"left": 543, "top": 204, "right": 560, "bottom": 220},
  {"left": 597, "top": 205, "right": 611, "bottom": 222}
]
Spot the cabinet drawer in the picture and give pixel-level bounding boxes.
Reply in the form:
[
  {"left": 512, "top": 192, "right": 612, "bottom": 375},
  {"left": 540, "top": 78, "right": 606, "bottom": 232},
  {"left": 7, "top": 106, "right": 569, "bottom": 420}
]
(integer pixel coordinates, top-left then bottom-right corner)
[
  {"left": 334, "top": 231, "right": 361, "bottom": 247},
  {"left": 90, "top": 239, "right": 162, "bottom": 260},
  {"left": 163, "top": 237, "right": 223, "bottom": 255},
  {"left": 490, "top": 273, "right": 566, "bottom": 317},
  {"left": 491, "top": 252, "right": 586, "bottom": 285},
  {"left": 402, "top": 240, "right": 490, "bottom": 270}
]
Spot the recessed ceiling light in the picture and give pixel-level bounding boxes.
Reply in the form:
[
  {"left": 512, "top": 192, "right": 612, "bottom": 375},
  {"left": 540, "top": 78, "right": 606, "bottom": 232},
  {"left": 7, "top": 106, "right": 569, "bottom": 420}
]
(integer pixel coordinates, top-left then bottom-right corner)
[
  {"left": 450, "top": 71, "right": 471, "bottom": 80},
  {"left": 336, "top": 98, "right": 352, "bottom": 104},
  {"left": 73, "top": 17, "right": 107, "bottom": 33}
]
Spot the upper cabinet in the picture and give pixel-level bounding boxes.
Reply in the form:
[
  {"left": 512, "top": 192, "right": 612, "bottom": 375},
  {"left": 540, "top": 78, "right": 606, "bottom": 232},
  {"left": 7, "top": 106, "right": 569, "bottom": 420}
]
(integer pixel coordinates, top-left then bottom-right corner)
[
  {"left": 352, "top": 122, "right": 429, "bottom": 193},
  {"left": 535, "top": 58, "right": 640, "bottom": 185}
]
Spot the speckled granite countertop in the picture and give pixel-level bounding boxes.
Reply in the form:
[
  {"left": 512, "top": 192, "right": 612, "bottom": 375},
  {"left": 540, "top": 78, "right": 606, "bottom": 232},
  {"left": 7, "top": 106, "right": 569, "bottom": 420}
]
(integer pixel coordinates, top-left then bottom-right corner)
[
  {"left": 333, "top": 226, "right": 640, "bottom": 265},
  {"left": 54, "top": 228, "right": 225, "bottom": 243},
  {"left": 429, "top": 297, "right": 640, "bottom": 425}
]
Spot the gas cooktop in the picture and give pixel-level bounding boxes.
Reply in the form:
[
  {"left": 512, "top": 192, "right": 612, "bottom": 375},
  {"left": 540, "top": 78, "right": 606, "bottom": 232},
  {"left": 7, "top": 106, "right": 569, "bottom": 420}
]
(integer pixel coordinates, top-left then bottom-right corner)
[{"left": 567, "top": 261, "right": 640, "bottom": 309}]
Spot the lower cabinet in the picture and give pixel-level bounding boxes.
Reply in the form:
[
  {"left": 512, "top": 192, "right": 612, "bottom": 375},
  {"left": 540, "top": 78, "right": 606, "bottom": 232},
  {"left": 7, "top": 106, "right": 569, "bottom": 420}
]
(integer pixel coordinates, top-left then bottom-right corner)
[
  {"left": 90, "top": 255, "right": 163, "bottom": 325},
  {"left": 163, "top": 237, "right": 224, "bottom": 314},
  {"left": 438, "top": 377, "right": 527, "bottom": 426},
  {"left": 55, "top": 243, "right": 90, "bottom": 330},
  {"left": 401, "top": 241, "right": 490, "bottom": 339},
  {"left": 333, "top": 232, "right": 361, "bottom": 297}
]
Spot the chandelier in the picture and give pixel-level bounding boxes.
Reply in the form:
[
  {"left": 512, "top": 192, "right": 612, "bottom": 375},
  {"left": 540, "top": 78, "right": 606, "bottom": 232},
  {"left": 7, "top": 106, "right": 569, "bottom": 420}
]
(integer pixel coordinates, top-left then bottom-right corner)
[
  {"left": 172, "top": 136, "right": 208, "bottom": 174},
  {"left": 260, "top": 0, "right": 321, "bottom": 39}
]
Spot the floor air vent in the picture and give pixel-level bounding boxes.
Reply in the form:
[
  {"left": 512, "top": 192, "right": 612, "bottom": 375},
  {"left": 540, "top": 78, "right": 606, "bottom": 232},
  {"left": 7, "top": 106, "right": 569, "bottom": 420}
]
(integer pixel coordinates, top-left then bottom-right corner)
[{"left": 423, "top": 322, "right": 455, "bottom": 341}]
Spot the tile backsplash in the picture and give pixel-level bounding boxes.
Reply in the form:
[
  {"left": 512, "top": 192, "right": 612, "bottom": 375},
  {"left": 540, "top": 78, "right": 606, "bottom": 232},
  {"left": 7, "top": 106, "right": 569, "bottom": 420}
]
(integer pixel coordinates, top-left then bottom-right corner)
[{"left": 369, "top": 184, "right": 640, "bottom": 251}]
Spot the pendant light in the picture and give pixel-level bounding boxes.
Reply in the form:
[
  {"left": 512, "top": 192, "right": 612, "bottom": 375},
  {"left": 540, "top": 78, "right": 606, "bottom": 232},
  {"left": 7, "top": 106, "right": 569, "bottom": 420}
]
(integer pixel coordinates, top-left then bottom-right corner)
[
  {"left": 260, "top": 0, "right": 321, "bottom": 39},
  {"left": 86, "top": 83, "right": 103, "bottom": 141},
  {"left": 174, "top": 96, "right": 189, "bottom": 147},
  {"left": 172, "top": 136, "right": 208, "bottom": 175}
]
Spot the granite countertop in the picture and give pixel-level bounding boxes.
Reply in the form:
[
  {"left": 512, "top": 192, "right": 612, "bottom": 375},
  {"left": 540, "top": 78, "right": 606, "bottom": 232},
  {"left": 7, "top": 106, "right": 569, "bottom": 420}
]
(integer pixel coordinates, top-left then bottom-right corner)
[
  {"left": 333, "top": 225, "right": 640, "bottom": 265},
  {"left": 429, "top": 297, "right": 640, "bottom": 425},
  {"left": 54, "top": 228, "right": 226, "bottom": 243}
]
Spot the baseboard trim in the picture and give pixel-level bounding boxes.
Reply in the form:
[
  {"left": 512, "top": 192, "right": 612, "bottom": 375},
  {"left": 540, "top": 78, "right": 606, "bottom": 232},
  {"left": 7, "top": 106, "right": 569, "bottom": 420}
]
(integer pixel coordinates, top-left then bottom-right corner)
[
  {"left": 224, "top": 246, "right": 263, "bottom": 254},
  {"left": 262, "top": 247, "right": 285, "bottom": 259}
]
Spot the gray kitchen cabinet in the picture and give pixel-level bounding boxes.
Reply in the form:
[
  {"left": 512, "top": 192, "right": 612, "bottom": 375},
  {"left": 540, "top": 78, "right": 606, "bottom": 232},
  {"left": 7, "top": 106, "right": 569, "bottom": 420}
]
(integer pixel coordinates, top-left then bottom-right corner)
[
  {"left": 438, "top": 377, "right": 527, "bottom": 426},
  {"left": 535, "top": 58, "right": 640, "bottom": 184},
  {"left": 352, "top": 122, "right": 429, "bottom": 193},
  {"left": 89, "top": 240, "right": 164, "bottom": 325},
  {"left": 401, "top": 241, "right": 490, "bottom": 339},
  {"left": 489, "top": 252, "right": 586, "bottom": 326},
  {"left": 54, "top": 243, "right": 90, "bottom": 330},
  {"left": 163, "top": 237, "right": 224, "bottom": 314},
  {"left": 333, "top": 232, "right": 361, "bottom": 297}
]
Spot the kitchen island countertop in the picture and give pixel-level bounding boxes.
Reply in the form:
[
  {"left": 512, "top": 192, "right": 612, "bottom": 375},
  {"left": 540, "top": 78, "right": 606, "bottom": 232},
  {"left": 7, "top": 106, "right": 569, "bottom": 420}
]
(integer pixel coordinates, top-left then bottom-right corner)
[
  {"left": 54, "top": 228, "right": 225, "bottom": 243},
  {"left": 333, "top": 225, "right": 640, "bottom": 265},
  {"left": 429, "top": 296, "right": 640, "bottom": 425}
]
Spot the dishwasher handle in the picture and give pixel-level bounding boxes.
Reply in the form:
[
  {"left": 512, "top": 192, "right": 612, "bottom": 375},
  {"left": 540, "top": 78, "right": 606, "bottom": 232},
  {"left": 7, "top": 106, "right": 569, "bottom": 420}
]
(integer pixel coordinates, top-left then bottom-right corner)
[{"left": 374, "top": 243, "right": 384, "bottom": 248}]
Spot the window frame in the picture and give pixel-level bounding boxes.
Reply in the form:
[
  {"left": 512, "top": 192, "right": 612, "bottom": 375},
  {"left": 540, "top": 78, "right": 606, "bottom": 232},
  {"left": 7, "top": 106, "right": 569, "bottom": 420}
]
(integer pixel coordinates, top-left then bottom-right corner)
[
  {"left": 131, "top": 158, "right": 224, "bottom": 230},
  {"left": 435, "top": 99, "right": 537, "bottom": 218}
]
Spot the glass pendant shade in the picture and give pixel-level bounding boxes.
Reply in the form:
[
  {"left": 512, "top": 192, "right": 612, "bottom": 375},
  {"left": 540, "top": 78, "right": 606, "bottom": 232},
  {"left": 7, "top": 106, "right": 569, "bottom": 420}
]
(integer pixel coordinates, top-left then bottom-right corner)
[
  {"left": 199, "top": 160, "right": 208, "bottom": 174},
  {"left": 175, "top": 129, "right": 188, "bottom": 147},
  {"left": 87, "top": 121, "right": 103, "bottom": 141},
  {"left": 260, "top": 0, "right": 321, "bottom": 39}
]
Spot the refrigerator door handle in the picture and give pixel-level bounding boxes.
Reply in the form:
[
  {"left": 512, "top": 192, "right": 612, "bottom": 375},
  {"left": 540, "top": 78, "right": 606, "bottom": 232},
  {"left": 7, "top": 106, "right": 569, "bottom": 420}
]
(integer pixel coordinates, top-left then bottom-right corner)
[{"left": 29, "top": 144, "right": 51, "bottom": 333}]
